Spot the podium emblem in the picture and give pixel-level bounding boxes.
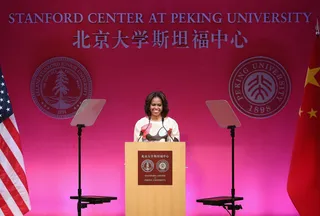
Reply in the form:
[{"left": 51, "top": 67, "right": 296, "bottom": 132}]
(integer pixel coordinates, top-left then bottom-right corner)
[
  {"left": 138, "top": 151, "right": 172, "bottom": 185},
  {"left": 141, "top": 159, "right": 154, "bottom": 172},
  {"left": 157, "top": 160, "right": 169, "bottom": 172}
]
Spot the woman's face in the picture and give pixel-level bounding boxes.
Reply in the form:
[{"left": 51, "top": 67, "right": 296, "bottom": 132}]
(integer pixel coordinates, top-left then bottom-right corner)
[{"left": 150, "top": 97, "right": 163, "bottom": 118}]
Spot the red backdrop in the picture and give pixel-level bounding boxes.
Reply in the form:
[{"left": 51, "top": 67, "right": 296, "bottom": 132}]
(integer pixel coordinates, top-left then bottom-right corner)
[{"left": 1, "top": 0, "right": 319, "bottom": 215}]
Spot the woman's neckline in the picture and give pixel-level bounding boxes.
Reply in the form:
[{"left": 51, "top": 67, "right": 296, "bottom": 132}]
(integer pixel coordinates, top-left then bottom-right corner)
[{"left": 149, "top": 116, "right": 167, "bottom": 122}]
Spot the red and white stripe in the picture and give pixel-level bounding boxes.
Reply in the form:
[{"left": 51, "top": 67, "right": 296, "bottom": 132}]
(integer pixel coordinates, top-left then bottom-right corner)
[{"left": 0, "top": 115, "right": 31, "bottom": 216}]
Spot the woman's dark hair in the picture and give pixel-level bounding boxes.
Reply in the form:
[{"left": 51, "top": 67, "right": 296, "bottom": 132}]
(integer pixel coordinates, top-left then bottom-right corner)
[{"left": 144, "top": 91, "right": 169, "bottom": 118}]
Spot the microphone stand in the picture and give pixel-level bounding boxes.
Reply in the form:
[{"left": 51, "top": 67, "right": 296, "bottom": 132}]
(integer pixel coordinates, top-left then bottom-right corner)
[
  {"left": 162, "top": 117, "right": 178, "bottom": 142},
  {"left": 138, "top": 117, "right": 151, "bottom": 142}
]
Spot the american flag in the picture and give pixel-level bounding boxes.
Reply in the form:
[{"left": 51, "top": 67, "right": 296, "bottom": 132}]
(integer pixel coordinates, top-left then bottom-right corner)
[{"left": 0, "top": 68, "right": 31, "bottom": 215}]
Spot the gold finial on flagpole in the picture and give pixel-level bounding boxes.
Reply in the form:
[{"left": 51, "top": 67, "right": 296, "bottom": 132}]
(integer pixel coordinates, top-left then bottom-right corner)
[{"left": 316, "top": 18, "right": 320, "bottom": 36}]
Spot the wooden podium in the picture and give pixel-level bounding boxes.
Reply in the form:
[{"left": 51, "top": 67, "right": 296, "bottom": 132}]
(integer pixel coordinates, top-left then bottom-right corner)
[{"left": 125, "top": 142, "right": 186, "bottom": 216}]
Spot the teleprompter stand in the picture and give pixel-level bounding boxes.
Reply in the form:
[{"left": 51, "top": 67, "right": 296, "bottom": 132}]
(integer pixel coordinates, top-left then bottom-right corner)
[
  {"left": 196, "top": 100, "right": 243, "bottom": 216},
  {"left": 69, "top": 99, "right": 117, "bottom": 216}
]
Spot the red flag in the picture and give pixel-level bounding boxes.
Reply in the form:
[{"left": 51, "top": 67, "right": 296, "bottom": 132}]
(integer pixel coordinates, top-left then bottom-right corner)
[
  {"left": 287, "top": 34, "right": 320, "bottom": 215},
  {"left": 0, "top": 67, "right": 31, "bottom": 215}
]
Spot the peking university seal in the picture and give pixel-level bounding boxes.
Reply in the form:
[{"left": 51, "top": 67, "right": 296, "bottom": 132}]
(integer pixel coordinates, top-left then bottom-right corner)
[
  {"left": 229, "top": 56, "right": 291, "bottom": 119},
  {"left": 30, "top": 57, "right": 92, "bottom": 119}
]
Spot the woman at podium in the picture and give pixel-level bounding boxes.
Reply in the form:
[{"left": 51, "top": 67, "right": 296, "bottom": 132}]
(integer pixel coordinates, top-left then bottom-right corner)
[{"left": 134, "top": 91, "right": 180, "bottom": 142}]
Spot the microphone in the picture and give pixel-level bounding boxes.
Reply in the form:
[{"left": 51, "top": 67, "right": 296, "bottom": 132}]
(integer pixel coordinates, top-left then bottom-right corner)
[
  {"left": 137, "top": 116, "right": 151, "bottom": 142},
  {"left": 162, "top": 117, "right": 179, "bottom": 142},
  {"left": 137, "top": 131, "right": 143, "bottom": 142}
]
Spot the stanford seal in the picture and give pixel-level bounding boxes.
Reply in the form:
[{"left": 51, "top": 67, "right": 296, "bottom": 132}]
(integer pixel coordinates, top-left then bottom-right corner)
[{"left": 30, "top": 57, "right": 92, "bottom": 119}]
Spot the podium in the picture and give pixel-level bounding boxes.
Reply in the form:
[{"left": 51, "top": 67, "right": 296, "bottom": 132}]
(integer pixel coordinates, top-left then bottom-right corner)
[{"left": 125, "top": 142, "right": 186, "bottom": 216}]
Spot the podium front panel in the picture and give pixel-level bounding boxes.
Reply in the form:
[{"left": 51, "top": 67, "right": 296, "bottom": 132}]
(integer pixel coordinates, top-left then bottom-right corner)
[{"left": 125, "top": 142, "right": 186, "bottom": 216}]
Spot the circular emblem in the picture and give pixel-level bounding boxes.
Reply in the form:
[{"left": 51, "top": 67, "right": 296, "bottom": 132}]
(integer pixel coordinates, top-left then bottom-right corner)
[
  {"left": 141, "top": 159, "right": 154, "bottom": 172},
  {"left": 156, "top": 160, "right": 169, "bottom": 173},
  {"left": 229, "top": 56, "right": 291, "bottom": 118},
  {"left": 30, "top": 57, "right": 92, "bottom": 119}
]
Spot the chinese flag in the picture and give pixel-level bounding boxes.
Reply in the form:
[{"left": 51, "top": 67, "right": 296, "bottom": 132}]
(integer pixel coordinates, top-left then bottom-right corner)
[{"left": 287, "top": 34, "right": 320, "bottom": 215}]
